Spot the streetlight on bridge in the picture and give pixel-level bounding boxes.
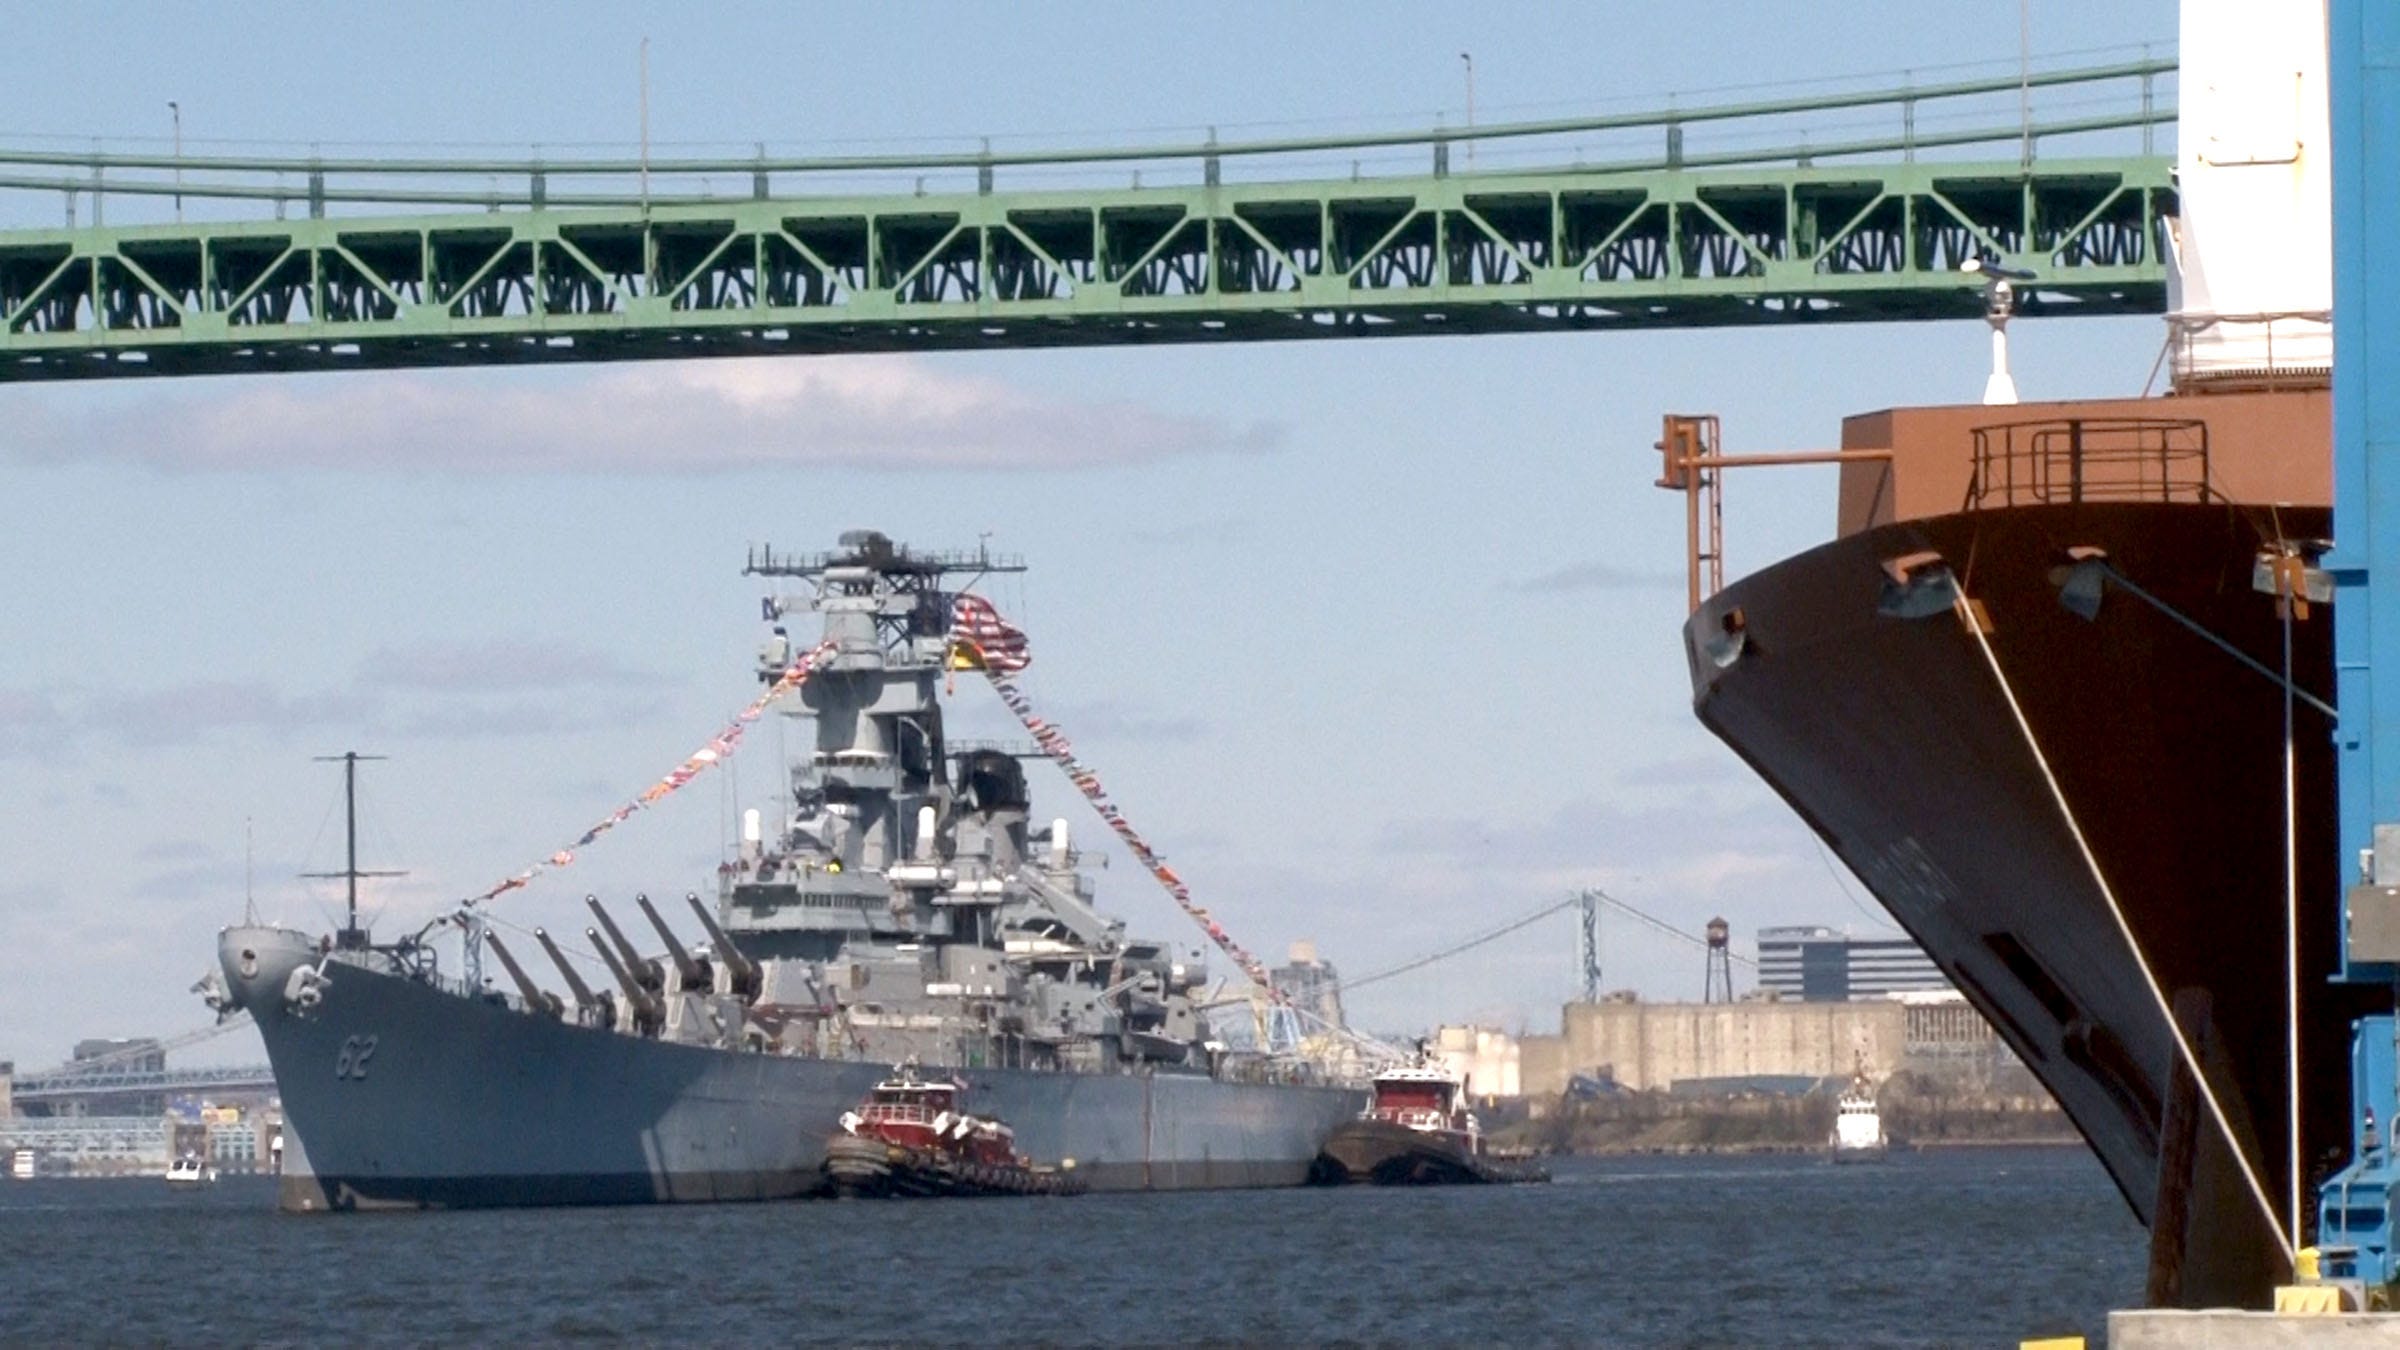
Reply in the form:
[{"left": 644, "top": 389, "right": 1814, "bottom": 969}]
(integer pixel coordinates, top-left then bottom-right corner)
[
  {"left": 1459, "top": 52, "right": 1475, "bottom": 169},
  {"left": 168, "top": 101, "right": 181, "bottom": 223}
]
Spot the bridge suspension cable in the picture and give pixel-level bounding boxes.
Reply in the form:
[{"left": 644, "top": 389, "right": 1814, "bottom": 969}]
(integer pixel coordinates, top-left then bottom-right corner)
[
  {"left": 1342, "top": 895, "right": 1584, "bottom": 993},
  {"left": 0, "top": 109, "right": 2166, "bottom": 218},
  {"left": 1586, "top": 887, "right": 1760, "bottom": 968},
  {"left": 0, "top": 57, "right": 2169, "bottom": 195}
]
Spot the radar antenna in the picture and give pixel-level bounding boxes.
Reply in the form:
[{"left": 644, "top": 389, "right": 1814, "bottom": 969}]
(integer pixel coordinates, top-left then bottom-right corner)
[{"left": 301, "top": 751, "right": 406, "bottom": 950}]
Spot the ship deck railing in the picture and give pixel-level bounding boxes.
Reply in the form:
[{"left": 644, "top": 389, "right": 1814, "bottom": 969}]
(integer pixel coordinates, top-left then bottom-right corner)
[
  {"left": 1962, "top": 416, "right": 2218, "bottom": 510},
  {"left": 861, "top": 1102, "right": 951, "bottom": 1125},
  {"left": 397, "top": 959, "right": 542, "bottom": 1016}
]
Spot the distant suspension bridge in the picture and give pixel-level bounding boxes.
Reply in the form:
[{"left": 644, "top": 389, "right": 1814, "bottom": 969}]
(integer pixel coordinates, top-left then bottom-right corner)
[
  {"left": 1341, "top": 887, "right": 1759, "bottom": 1002},
  {"left": 7, "top": 1016, "right": 268, "bottom": 1110}
]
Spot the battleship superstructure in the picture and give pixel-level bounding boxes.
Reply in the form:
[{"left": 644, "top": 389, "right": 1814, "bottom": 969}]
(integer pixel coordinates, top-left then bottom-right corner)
[{"left": 206, "top": 531, "right": 1358, "bottom": 1210}]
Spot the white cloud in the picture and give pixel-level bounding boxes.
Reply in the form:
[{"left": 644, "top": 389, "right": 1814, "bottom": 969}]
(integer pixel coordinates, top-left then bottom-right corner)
[
  {"left": 0, "top": 671, "right": 664, "bottom": 757},
  {"left": 359, "top": 639, "right": 656, "bottom": 693},
  {"left": 134, "top": 838, "right": 218, "bottom": 863},
  {"left": 1508, "top": 560, "right": 1684, "bottom": 594},
  {"left": 0, "top": 680, "right": 372, "bottom": 757},
  {"left": 1037, "top": 697, "right": 1207, "bottom": 744},
  {"left": 391, "top": 696, "right": 669, "bottom": 741},
  {"left": 1617, "top": 752, "right": 1744, "bottom": 788},
  {"left": 0, "top": 689, "right": 68, "bottom": 758},
  {"left": 6, "top": 356, "right": 1280, "bottom": 474},
  {"left": 104, "top": 681, "right": 377, "bottom": 745},
  {"left": 1371, "top": 793, "right": 1797, "bottom": 871}
]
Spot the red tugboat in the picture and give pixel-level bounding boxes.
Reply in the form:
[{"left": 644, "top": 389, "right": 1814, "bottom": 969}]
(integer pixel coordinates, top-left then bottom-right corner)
[
  {"left": 1312, "top": 1062, "right": 1546, "bottom": 1186},
  {"left": 821, "top": 1062, "right": 1085, "bottom": 1198}
]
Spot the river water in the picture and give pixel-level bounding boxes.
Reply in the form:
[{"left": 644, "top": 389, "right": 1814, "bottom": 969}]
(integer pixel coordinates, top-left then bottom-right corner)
[{"left": 1, "top": 1147, "right": 2140, "bottom": 1345}]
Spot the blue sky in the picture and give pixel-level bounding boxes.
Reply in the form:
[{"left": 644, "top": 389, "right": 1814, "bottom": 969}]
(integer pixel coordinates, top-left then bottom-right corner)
[{"left": 0, "top": 1, "right": 2182, "bottom": 1068}]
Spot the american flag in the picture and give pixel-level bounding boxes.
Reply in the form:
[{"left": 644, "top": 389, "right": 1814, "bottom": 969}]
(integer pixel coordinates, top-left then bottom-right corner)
[{"left": 951, "top": 593, "right": 1032, "bottom": 673}]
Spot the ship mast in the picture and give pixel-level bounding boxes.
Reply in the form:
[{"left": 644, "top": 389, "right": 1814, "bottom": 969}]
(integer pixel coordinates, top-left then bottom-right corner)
[{"left": 304, "top": 751, "right": 405, "bottom": 950}]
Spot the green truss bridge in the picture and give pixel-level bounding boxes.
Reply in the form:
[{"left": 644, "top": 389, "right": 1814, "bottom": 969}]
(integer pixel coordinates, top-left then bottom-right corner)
[{"left": 0, "top": 58, "right": 2175, "bottom": 382}]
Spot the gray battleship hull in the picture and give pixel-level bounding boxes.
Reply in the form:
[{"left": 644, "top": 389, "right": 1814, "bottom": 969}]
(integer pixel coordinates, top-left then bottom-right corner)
[{"left": 224, "top": 927, "right": 1360, "bottom": 1211}]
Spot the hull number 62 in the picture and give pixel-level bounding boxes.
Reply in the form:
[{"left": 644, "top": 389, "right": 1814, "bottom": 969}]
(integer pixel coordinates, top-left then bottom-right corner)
[{"left": 334, "top": 1034, "right": 378, "bottom": 1081}]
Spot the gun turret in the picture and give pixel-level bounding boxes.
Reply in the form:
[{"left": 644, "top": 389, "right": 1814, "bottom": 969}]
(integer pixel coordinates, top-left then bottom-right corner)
[
  {"left": 587, "top": 926, "right": 664, "bottom": 1029},
  {"left": 586, "top": 895, "right": 663, "bottom": 993},
  {"left": 635, "top": 892, "right": 709, "bottom": 990},
  {"left": 684, "top": 891, "right": 760, "bottom": 999},
  {"left": 484, "top": 932, "right": 563, "bottom": 1019},
  {"left": 532, "top": 928, "right": 600, "bottom": 1011}
]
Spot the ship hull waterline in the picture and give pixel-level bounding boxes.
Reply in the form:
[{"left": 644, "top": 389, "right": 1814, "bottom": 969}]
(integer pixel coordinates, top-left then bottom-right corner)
[
  {"left": 221, "top": 926, "right": 1360, "bottom": 1212},
  {"left": 1685, "top": 500, "right": 2384, "bottom": 1308}
]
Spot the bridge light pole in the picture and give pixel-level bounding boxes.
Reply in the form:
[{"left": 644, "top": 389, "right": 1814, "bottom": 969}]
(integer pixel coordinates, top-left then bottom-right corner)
[
  {"left": 2017, "top": 0, "right": 2032, "bottom": 169},
  {"left": 168, "top": 101, "right": 181, "bottom": 223},
  {"left": 1460, "top": 52, "right": 1476, "bottom": 169},
  {"left": 639, "top": 38, "right": 651, "bottom": 211}
]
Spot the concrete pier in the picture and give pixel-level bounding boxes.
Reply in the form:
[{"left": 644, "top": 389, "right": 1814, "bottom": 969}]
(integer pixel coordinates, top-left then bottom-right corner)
[{"left": 2108, "top": 1309, "right": 2400, "bottom": 1346}]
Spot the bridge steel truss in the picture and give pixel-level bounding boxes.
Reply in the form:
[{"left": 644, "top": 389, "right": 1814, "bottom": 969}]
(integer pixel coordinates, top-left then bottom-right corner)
[
  {"left": 0, "top": 59, "right": 2176, "bottom": 381},
  {"left": 10, "top": 1064, "right": 277, "bottom": 1101},
  {"left": 0, "top": 159, "right": 2172, "bottom": 381}
]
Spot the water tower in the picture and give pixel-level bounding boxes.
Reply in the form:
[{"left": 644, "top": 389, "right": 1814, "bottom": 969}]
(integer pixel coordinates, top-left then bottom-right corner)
[{"left": 1702, "top": 918, "right": 1734, "bottom": 1003}]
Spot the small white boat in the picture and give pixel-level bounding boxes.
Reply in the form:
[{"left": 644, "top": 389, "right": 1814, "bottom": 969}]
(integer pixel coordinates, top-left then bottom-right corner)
[
  {"left": 8, "top": 1147, "right": 33, "bottom": 1181},
  {"left": 165, "top": 1154, "right": 219, "bottom": 1188},
  {"left": 1829, "top": 1059, "right": 1889, "bottom": 1163}
]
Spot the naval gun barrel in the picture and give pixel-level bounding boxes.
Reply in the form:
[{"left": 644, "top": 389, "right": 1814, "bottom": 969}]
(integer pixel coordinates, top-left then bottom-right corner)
[
  {"left": 586, "top": 926, "right": 664, "bottom": 1023},
  {"left": 634, "top": 892, "right": 708, "bottom": 989},
  {"left": 586, "top": 895, "right": 663, "bottom": 992},
  {"left": 532, "top": 928, "right": 600, "bottom": 1010},
  {"left": 483, "top": 932, "right": 564, "bottom": 1018},
  {"left": 683, "top": 891, "right": 759, "bottom": 997}
]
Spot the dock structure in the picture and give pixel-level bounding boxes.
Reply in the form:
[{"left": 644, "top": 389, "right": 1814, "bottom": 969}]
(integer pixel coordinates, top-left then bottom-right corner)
[
  {"left": 2309, "top": 0, "right": 2400, "bottom": 1307},
  {"left": 2106, "top": 1308, "right": 2400, "bottom": 1345}
]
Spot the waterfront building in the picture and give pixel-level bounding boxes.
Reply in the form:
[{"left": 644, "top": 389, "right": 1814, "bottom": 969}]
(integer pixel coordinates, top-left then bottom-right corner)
[
  {"left": 1270, "top": 940, "right": 1346, "bottom": 1032},
  {"left": 1755, "top": 925, "right": 1949, "bottom": 1002},
  {"left": 1430, "top": 1025, "right": 1522, "bottom": 1099}
]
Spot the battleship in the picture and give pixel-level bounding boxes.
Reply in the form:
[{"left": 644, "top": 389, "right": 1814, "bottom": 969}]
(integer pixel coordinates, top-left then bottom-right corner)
[{"left": 204, "top": 531, "right": 1359, "bottom": 1210}]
